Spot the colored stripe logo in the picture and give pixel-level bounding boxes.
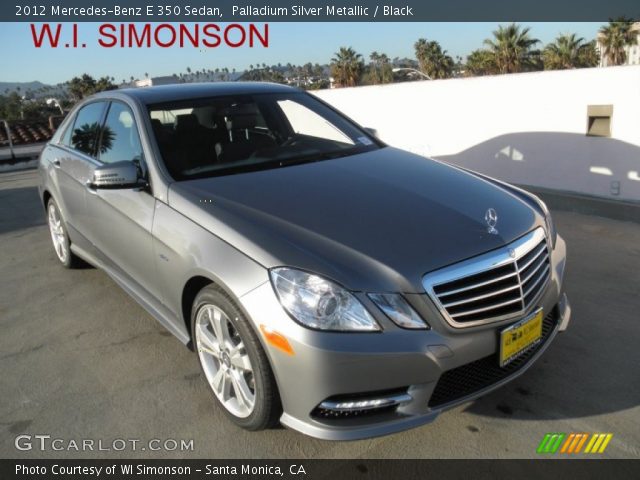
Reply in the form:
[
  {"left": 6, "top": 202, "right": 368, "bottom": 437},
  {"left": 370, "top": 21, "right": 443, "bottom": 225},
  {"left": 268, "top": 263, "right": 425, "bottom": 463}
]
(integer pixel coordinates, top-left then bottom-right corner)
[{"left": 537, "top": 433, "right": 613, "bottom": 454}]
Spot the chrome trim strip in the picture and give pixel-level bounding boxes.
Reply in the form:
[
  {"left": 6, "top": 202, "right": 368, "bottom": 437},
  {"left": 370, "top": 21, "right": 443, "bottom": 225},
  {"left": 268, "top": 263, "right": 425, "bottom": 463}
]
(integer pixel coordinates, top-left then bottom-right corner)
[
  {"left": 423, "top": 227, "right": 550, "bottom": 328},
  {"left": 520, "top": 253, "right": 549, "bottom": 284},
  {"left": 442, "top": 283, "right": 521, "bottom": 308},
  {"left": 523, "top": 265, "right": 550, "bottom": 298},
  {"left": 451, "top": 296, "right": 522, "bottom": 318},
  {"left": 436, "top": 270, "right": 518, "bottom": 297},
  {"left": 518, "top": 243, "right": 547, "bottom": 271}
]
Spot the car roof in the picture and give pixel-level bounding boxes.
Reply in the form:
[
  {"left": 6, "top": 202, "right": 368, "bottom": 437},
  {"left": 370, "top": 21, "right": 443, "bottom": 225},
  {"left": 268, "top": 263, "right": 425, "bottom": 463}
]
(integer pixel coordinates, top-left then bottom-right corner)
[{"left": 94, "top": 82, "right": 300, "bottom": 105}]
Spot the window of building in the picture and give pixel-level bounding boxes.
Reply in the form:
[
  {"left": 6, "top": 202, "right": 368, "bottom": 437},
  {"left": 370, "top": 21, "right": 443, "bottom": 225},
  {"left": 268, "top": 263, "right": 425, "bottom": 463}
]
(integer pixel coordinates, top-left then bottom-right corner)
[{"left": 586, "top": 105, "right": 613, "bottom": 138}]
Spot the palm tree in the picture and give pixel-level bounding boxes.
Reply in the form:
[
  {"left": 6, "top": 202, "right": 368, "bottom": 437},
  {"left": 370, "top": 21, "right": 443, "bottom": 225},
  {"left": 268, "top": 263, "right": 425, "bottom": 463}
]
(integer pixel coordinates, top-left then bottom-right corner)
[
  {"left": 368, "top": 51, "right": 393, "bottom": 84},
  {"left": 465, "top": 49, "right": 498, "bottom": 76},
  {"left": 369, "top": 51, "right": 381, "bottom": 84},
  {"left": 484, "top": 24, "right": 540, "bottom": 73},
  {"left": 599, "top": 18, "right": 638, "bottom": 66},
  {"left": 414, "top": 39, "right": 454, "bottom": 79},
  {"left": 331, "top": 47, "right": 364, "bottom": 87},
  {"left": 543, "top": 33, "right": 600, "bottom": 70},
  {"left": 579, "top": 40, "right": 600, "bottom": 68}
]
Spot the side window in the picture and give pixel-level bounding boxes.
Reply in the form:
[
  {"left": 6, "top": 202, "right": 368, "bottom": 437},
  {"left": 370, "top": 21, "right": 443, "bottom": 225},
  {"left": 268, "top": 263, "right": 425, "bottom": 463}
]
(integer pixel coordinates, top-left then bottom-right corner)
[
  {"left": 70, "top": 102, "right": 106, "bottom": 156},
  {"left": 98, "top": 102, "right": 143, "bottom": 164},
  {"left": 59, "top": 119, "right": 73, "bottom": 147}
]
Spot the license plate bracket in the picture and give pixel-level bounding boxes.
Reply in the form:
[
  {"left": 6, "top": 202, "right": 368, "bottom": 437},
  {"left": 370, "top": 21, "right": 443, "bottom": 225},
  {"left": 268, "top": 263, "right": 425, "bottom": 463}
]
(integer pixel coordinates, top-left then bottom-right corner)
[{"left": 499, "top": 309, "right": 543, "bottom": 367}]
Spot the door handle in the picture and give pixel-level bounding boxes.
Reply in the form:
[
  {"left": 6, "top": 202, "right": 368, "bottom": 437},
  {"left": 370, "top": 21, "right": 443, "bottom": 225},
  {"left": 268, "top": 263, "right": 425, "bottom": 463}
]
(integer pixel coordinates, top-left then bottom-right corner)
[
  {"left": 52, "top": 158, "right": 61, "bottom": 168},
  {"left": 85, "top": 180, "right": 97, "bottom": 195}
]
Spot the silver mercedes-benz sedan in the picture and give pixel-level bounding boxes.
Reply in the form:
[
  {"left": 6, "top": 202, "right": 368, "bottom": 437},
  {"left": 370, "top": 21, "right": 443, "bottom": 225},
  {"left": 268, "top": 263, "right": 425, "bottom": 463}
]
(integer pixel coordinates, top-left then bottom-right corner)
[{"left": 38, "top": 83, "right": 570, "bottom": 440}]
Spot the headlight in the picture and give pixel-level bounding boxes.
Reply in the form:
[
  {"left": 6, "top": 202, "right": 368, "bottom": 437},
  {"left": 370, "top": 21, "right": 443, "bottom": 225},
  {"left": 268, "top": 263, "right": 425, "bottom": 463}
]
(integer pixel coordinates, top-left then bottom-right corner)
[
  {"left": 270, "top": 268, "right": 380, "bottom": 331},
  {"left": 368, "top": 293, "right": 430, "bottom": 330}
]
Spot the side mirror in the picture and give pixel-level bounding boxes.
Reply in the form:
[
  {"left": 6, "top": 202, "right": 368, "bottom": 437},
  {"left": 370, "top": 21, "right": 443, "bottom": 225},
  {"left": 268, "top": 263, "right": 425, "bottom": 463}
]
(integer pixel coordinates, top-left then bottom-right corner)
[
  {"left": 364, "top": 127, "right": 379, "bottom": 139},
  {"left": 90, "top": 161, "right": 144, "bottom": 189}
]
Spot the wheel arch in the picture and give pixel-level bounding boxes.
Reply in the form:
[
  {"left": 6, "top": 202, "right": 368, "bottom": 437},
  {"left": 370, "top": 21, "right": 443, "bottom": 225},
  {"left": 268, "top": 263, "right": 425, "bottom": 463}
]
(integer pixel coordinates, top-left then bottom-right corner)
[
  {"left": 42, "top": 189, "right": 52, "bottom": 211},
  {"left": 181, "top": 275, "right": 215, "bottom": 350},
  {"left": 180, "top": 274, "right": 269, "bottom": 355}
]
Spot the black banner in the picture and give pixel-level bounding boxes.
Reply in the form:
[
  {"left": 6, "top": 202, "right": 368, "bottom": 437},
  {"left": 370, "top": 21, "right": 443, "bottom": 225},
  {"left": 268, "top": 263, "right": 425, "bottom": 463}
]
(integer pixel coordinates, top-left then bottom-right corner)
[
  {"left": 3, "top": 0, "right": 640, "bottom": 22},
  {"left": 2, "top": 459, "right": 640, "bottom": 480}
]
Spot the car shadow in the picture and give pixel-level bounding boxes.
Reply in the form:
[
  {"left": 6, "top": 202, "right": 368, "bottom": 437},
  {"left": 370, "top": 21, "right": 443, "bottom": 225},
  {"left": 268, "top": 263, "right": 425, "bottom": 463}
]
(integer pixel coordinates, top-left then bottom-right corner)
[
  {"left": 0, "top": 186, "right": 45, "bottom": 235},
  {"left": 462, "top": 211, "right": 640, "bottom": 420},
  {"left": 436, "top": 132, "right": 640, "bottom": 202}
]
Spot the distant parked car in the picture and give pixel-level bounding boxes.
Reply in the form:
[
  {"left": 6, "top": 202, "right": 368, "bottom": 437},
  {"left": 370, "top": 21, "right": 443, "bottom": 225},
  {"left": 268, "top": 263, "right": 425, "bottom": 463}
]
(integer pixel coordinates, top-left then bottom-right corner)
[{"left": 38, "top": 83, "right": 570, "bottom": 440}]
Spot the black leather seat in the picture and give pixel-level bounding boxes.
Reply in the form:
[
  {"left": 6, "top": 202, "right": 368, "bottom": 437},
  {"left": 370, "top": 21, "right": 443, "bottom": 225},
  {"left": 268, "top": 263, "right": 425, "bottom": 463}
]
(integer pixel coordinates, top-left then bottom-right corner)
[
  {"left": 173, "top": 114, "right": 217, "bottom": 171},
  {"left": 217, "top": 107, "right": 276, "bottom": 163}
]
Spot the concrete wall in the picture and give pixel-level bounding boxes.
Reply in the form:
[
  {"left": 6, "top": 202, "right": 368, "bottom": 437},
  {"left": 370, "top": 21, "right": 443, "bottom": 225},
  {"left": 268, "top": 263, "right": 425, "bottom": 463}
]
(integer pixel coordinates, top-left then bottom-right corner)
[{"left": 314, "top": 65, "right": 640, "bottom": 202}]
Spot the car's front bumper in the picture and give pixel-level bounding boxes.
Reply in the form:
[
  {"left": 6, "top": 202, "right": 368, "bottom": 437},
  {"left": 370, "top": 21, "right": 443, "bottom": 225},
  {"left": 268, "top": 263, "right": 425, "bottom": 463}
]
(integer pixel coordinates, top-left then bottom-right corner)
[{"left": 239, "top": 235, "right": 569, "bottom": 440}]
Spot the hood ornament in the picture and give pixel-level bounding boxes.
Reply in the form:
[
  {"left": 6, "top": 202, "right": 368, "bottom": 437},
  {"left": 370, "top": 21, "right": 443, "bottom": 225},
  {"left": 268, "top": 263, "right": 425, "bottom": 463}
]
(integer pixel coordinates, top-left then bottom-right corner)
[{"left": 485, "top": 208, "right": 499, "bottom": 235}]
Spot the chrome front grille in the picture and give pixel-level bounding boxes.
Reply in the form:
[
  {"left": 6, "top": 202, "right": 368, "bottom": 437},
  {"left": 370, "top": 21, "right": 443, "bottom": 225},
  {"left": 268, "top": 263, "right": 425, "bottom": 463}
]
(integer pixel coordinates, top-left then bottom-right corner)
[{"left": 423, "top": 228, "right": 551, "bottom": 328}]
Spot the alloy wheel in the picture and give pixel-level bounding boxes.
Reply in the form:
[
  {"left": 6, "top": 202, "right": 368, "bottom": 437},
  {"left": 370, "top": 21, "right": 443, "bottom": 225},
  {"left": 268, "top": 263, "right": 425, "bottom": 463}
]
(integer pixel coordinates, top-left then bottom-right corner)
[{"left": 195, "top": 304, "right": 256, "bottom": 418}]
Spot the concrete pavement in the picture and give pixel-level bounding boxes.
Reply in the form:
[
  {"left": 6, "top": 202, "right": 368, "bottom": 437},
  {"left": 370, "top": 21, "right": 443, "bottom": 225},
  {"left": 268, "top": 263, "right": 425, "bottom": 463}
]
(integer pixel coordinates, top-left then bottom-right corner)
[{"left": 1, "top": 169, "right": 638, "bottom": 459}]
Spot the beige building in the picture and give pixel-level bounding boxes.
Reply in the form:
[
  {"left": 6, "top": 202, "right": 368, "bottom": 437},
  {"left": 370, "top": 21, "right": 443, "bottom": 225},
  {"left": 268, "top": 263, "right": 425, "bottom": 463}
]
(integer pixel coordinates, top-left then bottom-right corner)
[{"left": 597, "top": 22, "right": 640, "bottom": 66}]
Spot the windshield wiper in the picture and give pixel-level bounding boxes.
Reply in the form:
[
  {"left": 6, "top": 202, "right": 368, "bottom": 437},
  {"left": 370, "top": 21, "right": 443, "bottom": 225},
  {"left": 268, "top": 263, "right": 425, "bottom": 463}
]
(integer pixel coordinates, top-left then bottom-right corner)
[
  {"left": 180, "top": 148, "right": 366, "bottom": 180},
  {"left": 278, "top": 149, "right": 358, "bottom": 166}
]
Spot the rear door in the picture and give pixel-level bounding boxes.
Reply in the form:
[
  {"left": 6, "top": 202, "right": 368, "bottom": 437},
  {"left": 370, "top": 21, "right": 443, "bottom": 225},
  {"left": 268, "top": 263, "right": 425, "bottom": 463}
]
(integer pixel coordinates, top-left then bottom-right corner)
[{"left": 50, "top": 101, "right": 107, "bottom": 252}]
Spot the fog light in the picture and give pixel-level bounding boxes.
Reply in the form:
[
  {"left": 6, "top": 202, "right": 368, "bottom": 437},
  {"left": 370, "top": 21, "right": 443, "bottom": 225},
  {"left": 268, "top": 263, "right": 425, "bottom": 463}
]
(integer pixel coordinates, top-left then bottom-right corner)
[{"left": 319, "top": 392, "right": 412, "bottom": 412}]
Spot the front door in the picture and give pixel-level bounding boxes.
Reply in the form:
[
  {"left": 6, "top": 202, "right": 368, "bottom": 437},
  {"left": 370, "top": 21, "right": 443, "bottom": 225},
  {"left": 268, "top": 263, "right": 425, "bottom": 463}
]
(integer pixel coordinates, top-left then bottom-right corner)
[{"left": 83, "top": 101, "right": 162, "bottom": 302}]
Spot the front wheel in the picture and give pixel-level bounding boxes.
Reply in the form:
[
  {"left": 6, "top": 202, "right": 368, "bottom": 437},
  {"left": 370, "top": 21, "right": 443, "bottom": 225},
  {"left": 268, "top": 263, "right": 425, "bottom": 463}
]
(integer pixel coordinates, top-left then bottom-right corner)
[{"left": 192, "top": 285, "right": 281, "bottom": 430}]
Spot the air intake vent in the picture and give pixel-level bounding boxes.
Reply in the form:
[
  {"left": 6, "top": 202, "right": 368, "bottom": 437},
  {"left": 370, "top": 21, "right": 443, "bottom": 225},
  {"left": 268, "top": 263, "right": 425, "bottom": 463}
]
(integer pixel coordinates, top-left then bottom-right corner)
[
  {"left": 424, "top": 228, "right": 550, "bottom": 327},
  {"left": 428, "top": 309, "right": 558, "bottom": 408}
]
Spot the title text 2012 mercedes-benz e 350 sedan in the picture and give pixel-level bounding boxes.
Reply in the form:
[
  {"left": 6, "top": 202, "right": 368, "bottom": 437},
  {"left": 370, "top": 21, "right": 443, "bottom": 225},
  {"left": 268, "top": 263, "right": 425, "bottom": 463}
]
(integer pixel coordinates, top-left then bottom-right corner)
[{"left": 38, "top": 83, "right": 570, "bottom": 440}]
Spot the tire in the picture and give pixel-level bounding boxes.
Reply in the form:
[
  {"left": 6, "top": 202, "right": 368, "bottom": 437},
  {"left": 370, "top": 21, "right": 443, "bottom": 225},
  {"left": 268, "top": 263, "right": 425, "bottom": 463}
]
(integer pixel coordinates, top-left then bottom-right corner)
[
  {"left": 46, "top": 198, "right": 82, "bottom": 269},
  {"left": 191, "top": 284, "right": 281, "bottom": 430}
]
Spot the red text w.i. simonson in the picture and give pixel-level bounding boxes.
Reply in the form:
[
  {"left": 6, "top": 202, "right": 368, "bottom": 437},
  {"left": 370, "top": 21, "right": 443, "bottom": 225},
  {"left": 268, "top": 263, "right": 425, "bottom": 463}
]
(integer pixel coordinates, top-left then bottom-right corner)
[{"left": 30, "top": 23, "right": 269, "bottom": 48}]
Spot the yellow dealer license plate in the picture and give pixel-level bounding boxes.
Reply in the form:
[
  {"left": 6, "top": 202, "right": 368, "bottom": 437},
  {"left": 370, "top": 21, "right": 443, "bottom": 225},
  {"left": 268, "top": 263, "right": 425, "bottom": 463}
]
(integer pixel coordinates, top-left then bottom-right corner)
[{"left": 499, "top": 309, "right": 543, "bottom": 367}]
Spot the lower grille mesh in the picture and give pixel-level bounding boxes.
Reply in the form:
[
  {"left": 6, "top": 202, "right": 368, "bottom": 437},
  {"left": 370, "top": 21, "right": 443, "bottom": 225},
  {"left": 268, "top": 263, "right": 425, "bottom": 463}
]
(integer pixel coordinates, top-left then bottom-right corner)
[{"left": 428, "top": 309, "right": 558, "bottom": 409}]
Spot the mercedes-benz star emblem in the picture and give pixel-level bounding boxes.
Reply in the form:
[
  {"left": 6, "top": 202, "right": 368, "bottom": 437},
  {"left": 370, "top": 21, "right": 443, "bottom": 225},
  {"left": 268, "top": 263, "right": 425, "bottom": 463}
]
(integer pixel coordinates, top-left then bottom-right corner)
[{"left": 485, "top": 208, "right": 499, "bottom": 235}]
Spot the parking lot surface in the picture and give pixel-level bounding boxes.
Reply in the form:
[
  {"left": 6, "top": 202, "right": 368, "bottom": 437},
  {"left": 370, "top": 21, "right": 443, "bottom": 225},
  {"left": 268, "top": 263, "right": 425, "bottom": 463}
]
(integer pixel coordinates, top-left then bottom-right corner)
[{"left": 1, "top": 169, "right": 639, "bottom": 458}]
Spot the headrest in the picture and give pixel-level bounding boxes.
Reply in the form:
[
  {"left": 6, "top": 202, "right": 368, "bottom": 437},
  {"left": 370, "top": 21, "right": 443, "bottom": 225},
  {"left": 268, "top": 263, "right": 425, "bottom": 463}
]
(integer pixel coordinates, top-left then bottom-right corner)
[
  {"left": 226, "top": 114, "right": 257, "bottom": 130},
  {"left": 175, "top": 114, "right": 200, "bottom": 131},
  {"left": 150, "top": 119, "right": 163, "bottom": 130},
  {"left": 223, "top": 104, "right": 260, "bottom": 130}
]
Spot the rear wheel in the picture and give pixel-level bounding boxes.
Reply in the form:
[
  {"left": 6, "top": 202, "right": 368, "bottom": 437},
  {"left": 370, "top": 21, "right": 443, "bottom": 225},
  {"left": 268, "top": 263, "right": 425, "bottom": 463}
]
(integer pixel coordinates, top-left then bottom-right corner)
[
  {"left": 47, "top": 199, "right": 82, "bottom": 269},
  {"left": 192, "top": 285, "right": 281, "bottom": 430}
]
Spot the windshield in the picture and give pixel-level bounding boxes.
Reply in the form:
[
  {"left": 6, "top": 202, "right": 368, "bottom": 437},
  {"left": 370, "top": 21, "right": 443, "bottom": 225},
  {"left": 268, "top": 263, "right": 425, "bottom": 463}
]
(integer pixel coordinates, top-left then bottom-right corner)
[{"left": 147, "top": 92, "right": 380, "bottom": 180}]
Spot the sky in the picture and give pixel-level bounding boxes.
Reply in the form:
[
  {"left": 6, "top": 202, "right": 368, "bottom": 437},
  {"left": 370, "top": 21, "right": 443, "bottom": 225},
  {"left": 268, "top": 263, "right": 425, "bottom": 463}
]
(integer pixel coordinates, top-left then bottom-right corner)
[{"left": 0, "top": 22, "right": 602, "bottom": 84}]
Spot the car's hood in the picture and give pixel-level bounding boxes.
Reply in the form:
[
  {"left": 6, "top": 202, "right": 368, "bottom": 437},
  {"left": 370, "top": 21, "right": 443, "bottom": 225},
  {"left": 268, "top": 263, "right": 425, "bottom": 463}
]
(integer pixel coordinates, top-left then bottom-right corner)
[{"left": 168, "top": 147, "right": 543, "bottom": 293}]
